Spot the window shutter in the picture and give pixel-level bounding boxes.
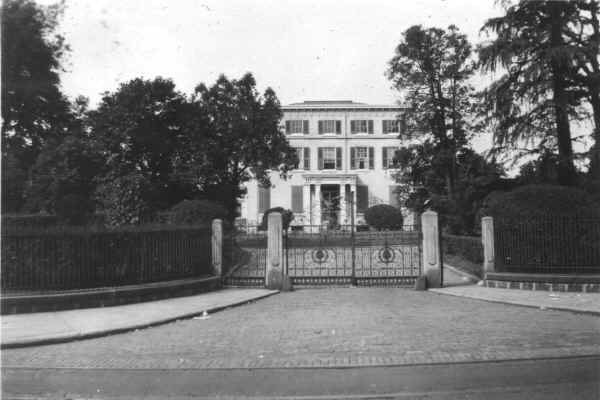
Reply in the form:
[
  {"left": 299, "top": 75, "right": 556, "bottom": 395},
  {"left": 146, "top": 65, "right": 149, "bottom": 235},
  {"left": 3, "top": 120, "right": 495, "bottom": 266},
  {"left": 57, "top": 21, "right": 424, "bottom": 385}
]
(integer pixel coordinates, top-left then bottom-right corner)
[
  {"left": 350, "top": 147, "right": 356, "bottom": 170},
  {"left": 336, "top": 147, "right": 342, "bottom": 170},
  {"left": 367, "top": 120, "right": 374, "bottom": 134},
  {"left": 258, "top": 186, "right": 270, "bottom": 213},
  {"left": 303, "top": 147, "right": 310, "bottom": 170},
  {"left": 303, "top": 120, "right": 309, "bottom": 134},
  {"left": 389, "top": 186, "right": 400, "bottom": 208},
  {"left": 318, "top": 121, "right": 323, "bottom": 135},
  {"left": 318, "top": 148, "right": 323, "bottom": 170},
  {"left": 291, "top": 186, "right": 303, "bottom": 213},
  {"left": 335, "top": 120, "right": 341, "bottom": 134},
  {"left": 350, "top": 120, "right": 356, "bottom": 134},
  {"left": 382, "top": 147, "right": 388, "bottom": 169},
  {"left": 368, "top": 147, "right": 374, "bottom": 169},
  {"left": 400, "top": 115, "right": 407, "bottom": 135},
  {"left": 285, "top": 121, "right": 290, "bottom": 134},
  {"left": 357, "top": 185, "right": 369, "bottom": 213}
]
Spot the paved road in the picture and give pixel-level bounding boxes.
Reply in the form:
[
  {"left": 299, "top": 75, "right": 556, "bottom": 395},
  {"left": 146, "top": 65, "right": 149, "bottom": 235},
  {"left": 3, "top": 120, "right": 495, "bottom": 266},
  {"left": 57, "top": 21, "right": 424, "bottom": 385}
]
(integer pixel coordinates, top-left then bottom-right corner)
[
  {"left": 4, "top": 357, "right": 599, "bottom": 399},
  {"left": 2, "top": 288, "right": 600, "bottom": 398}
]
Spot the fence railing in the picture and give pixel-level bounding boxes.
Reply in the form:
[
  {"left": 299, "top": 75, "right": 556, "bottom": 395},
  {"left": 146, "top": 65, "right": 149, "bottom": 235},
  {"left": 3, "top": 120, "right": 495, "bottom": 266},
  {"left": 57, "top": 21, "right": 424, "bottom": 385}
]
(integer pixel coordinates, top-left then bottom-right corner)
[
  {"left": 494, "top": 217, "right": 600, "bottom": 274},
  {"left": 1, "top": 225, "right": 213, "bottom": 291}
]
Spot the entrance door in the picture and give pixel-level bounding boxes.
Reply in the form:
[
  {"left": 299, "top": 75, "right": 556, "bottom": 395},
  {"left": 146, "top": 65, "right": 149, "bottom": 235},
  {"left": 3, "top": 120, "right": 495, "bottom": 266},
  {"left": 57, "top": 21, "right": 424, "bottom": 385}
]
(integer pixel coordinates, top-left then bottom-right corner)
[{"left": 320, "top": 185, "right": 340, "bottom": 229}]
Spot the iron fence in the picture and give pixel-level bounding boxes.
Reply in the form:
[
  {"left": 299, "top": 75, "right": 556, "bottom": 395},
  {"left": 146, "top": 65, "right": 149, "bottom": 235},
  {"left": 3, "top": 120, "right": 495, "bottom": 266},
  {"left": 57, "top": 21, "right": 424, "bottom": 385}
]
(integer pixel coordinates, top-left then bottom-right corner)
[
  {"left": 1, "top": 225, "right": 212, "bottom": 291},
  {"left": 494, "top": 217, "right": 600, "bottom": 274}
]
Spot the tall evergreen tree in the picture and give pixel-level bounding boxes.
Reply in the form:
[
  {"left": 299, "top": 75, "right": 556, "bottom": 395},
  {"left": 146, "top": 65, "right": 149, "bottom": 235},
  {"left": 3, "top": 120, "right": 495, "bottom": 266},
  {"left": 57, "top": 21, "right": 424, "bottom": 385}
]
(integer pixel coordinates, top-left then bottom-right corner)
[{"left": 479, "top": 0, "right": 584, "bottom": 185}]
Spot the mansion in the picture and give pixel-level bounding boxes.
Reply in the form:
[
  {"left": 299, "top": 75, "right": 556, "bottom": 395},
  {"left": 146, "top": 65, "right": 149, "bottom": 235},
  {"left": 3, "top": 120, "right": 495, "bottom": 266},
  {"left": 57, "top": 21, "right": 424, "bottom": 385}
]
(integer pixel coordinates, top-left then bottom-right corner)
[{"left": 239, "top": 100, "right": 412, "bottom": 228}]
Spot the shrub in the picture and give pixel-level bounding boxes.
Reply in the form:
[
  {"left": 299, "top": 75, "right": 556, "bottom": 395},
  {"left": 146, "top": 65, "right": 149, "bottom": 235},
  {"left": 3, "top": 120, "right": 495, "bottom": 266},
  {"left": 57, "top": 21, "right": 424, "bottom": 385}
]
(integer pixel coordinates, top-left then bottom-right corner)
[
  {"left": 258, "top": 207, "right": 294, "bottom": 231},
  {"left": 169, "top": 199, "right": 228, "bottom": 225},
  {"left": 364, "top": 204, "right": 404, "bottom": 231},
  {"left": 442, "top": 234, "right": 483, "bottom": 265},
  {"left": 481, "top": 184, "right": 600, "bottom": 221},
  {"left": 96, "top": 174, "right": 157, "bottom": 227},
  {"left": 54, "top": 194, "right": 94, "bottom": 226}
]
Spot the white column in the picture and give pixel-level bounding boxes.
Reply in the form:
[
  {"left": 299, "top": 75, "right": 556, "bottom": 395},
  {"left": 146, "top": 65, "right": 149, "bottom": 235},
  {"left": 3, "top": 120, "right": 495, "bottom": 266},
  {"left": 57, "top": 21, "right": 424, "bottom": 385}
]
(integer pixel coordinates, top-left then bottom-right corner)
[
  {"left": 421, "top": 211, "right": 441, "bottom": 288},
  {"left": 339, "top": 184, "right": 346, "bottom": 226},
  {"left": 350, "top": 183, "right": 357, "bottom": 224},
  {"left": 482, "top": 217, "right": 495, "bottom": 275},
  {"left": 211, "top": 219, "right": 223, "bottom": 277},
  {"left": 303, "top": 183, "right": 311, "bottom": 226},
  {"left": 266, "top": 212, "right": 283, "bottom": 289},
  {"left": 314, "top": 184, "right": 322, "bottom": 227}
]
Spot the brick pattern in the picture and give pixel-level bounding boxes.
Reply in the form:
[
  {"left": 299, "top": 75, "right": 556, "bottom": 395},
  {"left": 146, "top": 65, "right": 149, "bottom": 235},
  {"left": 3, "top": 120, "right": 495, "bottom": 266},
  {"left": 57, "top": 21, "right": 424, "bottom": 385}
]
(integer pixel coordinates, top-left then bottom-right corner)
[
  {"left": 486, "top": 280, "right": 600, "bottom": 293},
  {"left": 3, "top": 289, "right": 599, "bottom": 369}
]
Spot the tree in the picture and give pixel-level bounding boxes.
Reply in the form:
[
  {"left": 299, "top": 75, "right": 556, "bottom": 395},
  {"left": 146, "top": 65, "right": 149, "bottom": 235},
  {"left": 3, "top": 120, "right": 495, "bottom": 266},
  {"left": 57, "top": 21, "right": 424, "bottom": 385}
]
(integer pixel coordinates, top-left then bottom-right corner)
[
  {"left": 565, "top": 0, "right": 600, "bottom": 178},
  {"left": 1, "top": 0, "right": 72, "bottom": 211},
  {"left": 479, "top": 1, "right": 585, "bottom": 185},
  {"left": 387, "top": 25, "right": 476, "bottom": 201},
  {"left": 387, "top": 25, "right": 494, "bottom": 233},
  {"left": 90, "top": 77, "right": 196, "bottom": 215},
  {"left": 23, "top": 96, "right": 105, "bottom": 214},
  {"left": 183, "top": 73, "right": 297, "bottom": 220},
  {"left": 395, "top": 145, "right": 503, "bottom": 234}
]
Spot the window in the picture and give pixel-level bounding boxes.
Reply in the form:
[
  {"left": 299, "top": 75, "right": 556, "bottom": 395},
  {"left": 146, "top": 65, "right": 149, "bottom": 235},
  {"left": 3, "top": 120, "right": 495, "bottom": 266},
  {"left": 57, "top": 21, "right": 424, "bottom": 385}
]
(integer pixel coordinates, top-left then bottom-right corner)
[
  {"left": 382, "top": 120, "right": 399, "bottom": 134},
  {"left": 318, "top": 120, "right": 341, "bottom": 134},
  {"left": 323, "top": 148, "right": 336, "bottom": 169},
  {"left": 291, "top": 186, "right": 303, "bottom": 213},
  {"left": 258, "top": 185, "right": 270, "bottom": 213},
  {"left": 389, "top": 186, "right": 401, "bottom": 208},
  {"left": 350, "top": 120, "right": 374, "bottom": 134},
  {"left": 285, "top": 120, "right": 309, "bottom": 134},
  {"left": 294, "top": 147, "right": 310, "bottom": 170},
  {"left": 382, "top": 147, "right": 398, "bottom": 169},
  {"left": 350, "top": 147, "right": 374, "bottom": 169},
  {"left": 357, "top": 185, "right": 369, "bottom": 213},
  {"left": 318, "top": 147, "right": 342, "bottom": 170}
]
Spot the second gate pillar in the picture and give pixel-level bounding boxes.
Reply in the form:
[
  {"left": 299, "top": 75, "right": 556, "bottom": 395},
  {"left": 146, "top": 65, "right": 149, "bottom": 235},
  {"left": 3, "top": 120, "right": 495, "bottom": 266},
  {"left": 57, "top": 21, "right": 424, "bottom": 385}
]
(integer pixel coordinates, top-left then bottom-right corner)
[
  {"left": 421, "top": 210, "right": 442, "bottom": 288},
  {"left": 266, "top": 211, "right": 284, "bottom": 290}
]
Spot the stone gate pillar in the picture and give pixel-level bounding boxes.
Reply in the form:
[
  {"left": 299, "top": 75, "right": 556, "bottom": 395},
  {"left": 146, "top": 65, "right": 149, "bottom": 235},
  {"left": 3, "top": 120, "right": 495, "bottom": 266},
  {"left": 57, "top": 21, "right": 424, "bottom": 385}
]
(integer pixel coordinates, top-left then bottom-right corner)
[
  {"left": 482, "top": 216, "right": 495, "bottom": 274},
  {"left": 211, "top": 219, "right": 223, "bottom": 277},
  {"left": 421, "top": 211, "right": 441, "bottom": 288},
  {"left": 266, "top": 212, "right": 283, "bottom": 289}
]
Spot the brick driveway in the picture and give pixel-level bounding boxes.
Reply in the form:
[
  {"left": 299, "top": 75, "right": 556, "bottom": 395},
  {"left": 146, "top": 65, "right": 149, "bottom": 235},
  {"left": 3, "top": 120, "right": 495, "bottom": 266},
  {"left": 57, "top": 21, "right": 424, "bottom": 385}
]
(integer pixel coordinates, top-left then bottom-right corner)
[{"left": 3, "top": 288, "right": 600, "bottom": 369}]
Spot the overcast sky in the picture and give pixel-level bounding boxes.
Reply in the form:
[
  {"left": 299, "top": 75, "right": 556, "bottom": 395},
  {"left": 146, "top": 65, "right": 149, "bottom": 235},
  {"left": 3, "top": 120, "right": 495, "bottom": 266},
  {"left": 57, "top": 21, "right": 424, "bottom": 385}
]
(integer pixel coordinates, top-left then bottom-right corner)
[{"left": 40, "top": 0, "right": 503, "bottom": 107}]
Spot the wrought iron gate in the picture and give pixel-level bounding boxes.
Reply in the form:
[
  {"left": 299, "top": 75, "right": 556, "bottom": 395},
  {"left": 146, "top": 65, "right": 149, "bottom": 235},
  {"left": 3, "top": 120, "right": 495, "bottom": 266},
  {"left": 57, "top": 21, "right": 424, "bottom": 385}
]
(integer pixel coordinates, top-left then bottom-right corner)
[
  {"left": 283, "top": 225, "right": 422, "bottom": 286},
  {"left": 223, "top": 225, "right": 266, "bottom": 286}
]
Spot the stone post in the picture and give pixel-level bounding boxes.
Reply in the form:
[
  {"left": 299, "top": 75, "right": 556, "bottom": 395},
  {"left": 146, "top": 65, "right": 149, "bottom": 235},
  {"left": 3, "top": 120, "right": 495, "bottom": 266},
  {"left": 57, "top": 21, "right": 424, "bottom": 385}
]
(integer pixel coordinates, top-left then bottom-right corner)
[
  {"left": 211, "top": 219, "right": 223, "bottom": 277},
  {"left": 421, "top": 211, "right": 441, "bottom": 288},
  {"left": 266, "top": 212, "right": 284, "bottom": 289},
  {"left": 482, "top": 216, "right": 495, "bottom": 274}
]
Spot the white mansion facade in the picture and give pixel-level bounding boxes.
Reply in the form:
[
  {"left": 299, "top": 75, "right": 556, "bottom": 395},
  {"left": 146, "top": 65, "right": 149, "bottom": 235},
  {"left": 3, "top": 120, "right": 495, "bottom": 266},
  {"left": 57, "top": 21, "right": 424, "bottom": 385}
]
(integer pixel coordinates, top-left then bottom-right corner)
[{"left": 239, "top": 100, "right": 412, "bottom": 227}]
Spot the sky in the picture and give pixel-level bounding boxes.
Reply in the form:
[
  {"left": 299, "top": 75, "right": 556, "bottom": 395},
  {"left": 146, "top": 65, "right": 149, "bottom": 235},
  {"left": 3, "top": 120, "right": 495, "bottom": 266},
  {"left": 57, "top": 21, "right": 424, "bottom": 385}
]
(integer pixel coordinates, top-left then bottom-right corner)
[
  {"left": 40, "top": 0, "right": 503, "bottom": 107},
  {"left": 36, "top": 0, "right": 505, "bottom": 153}
]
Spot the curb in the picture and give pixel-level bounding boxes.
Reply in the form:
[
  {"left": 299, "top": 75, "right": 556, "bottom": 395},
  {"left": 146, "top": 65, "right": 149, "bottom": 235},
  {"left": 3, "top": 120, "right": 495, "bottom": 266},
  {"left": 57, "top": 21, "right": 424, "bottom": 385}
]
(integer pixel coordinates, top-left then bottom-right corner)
[
  {"left": 2, "top": 290, "right": 279, "bottom": 349},
  {"left": 429, "top": 288, "right": 600, "bottom": 317}
]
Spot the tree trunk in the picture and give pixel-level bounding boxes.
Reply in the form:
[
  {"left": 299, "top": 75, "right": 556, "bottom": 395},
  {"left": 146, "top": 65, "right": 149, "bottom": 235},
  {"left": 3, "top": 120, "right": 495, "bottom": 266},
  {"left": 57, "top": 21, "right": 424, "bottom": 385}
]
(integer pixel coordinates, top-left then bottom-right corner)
[
  {"left": 550, "top": 4, "right": 577, "bottom": 186},
  {"left": 588, "top": 0, "right": 600, "bottom": 179},
  {"left": 590, "top": 93, "right": 600, "bottom": 179}
]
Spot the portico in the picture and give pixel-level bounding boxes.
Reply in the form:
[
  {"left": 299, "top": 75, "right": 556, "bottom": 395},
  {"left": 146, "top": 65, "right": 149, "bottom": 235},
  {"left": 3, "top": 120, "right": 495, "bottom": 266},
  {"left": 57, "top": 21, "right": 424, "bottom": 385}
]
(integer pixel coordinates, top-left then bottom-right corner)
[{"left": 302, "top": 174, "right": 358, "bottom": 227}]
